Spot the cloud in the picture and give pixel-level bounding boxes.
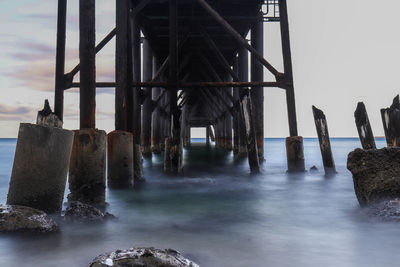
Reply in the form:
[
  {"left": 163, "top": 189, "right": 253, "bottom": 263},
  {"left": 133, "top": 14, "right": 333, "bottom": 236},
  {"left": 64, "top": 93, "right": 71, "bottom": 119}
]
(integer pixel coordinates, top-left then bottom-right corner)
[{"left": 0, "top": 103, "right": 37, "bottom": 122}]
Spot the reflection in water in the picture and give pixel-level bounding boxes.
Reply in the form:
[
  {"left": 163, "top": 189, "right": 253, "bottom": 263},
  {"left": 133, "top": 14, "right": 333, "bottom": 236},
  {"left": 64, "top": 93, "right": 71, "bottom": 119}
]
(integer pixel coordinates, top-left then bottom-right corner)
[{"left": 0, "top": 138, "right": 399, "bottom": 267}]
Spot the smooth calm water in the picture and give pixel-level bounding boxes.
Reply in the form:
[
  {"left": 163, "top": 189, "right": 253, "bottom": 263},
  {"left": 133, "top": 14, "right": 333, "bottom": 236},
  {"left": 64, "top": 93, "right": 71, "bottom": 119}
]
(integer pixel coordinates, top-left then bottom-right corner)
[{"left": 0, "top": 138, "right": 399, "bottom": 267}]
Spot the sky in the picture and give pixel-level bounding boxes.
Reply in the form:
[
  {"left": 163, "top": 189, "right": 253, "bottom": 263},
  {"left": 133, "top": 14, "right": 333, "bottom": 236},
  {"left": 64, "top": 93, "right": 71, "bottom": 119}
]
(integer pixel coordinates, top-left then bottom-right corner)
[{"left": 0, "top": 0, "right": 399, "bottom": 138}]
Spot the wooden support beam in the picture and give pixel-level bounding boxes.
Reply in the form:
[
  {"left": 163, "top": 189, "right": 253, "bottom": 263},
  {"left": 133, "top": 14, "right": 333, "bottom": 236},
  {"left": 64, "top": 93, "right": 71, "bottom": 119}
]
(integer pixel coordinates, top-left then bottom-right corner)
[
  {"left": 354, "top": 102, "right": 376, "bottom": 150},
  {"left": 195, "top": 0, "right": 281, "bottom": 78},
  {"left": 233, "top": 57, "right": 239, "bottom": 154},
  {"left": 152, "top": 57, "right": 162, "bottom": 154},
  {"left": 237, "top": 47, "right": 248, "bottom": 156},
  {"left": 312, "top": 106, "right": 336, "bottom": 174},
  {"left": 251, "top": 13, "right": 264, "bottom": 160},
  {"left": 386, "top": 95, "right": 400, "bottom": 147},
  {"left": 381, "top": 108, "right": 392, "bottom": 147},
  {"left": 381, "top": 95, "right": 400, "bottom": 147},
  {"left": 79, "top": 0, "right": 96, "bottom": 129},
  {"left": 54, "top": 0, "right": 67, "bottom": 121}
]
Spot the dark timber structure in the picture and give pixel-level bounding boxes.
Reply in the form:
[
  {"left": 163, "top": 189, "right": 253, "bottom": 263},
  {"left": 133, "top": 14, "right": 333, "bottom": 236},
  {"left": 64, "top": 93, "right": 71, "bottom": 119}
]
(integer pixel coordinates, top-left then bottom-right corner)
[{"left": 54, "top": 0, "right": 304, "bottom": 175}]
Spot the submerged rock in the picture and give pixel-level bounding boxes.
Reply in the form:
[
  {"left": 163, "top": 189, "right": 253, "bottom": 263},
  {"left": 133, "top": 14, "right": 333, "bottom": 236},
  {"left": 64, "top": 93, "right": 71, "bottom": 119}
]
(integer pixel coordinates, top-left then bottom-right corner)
[
  {"left": 89, "top": 247, "right": 199, "bottom": 267},
  {"left": 64, "top": 201, "right": 114, "bottom": 222},
  {"left": 310, "top": 165, "right": 318, "bottom": 172},
  {"left": 347, "top": 148, "right": 400, "bottom": 206},
  {"left": 0, "top": 205, "right": 58, "bottom": 232},
  {"left": 364, "top": 199, "right": 400, "bottom": 221}
]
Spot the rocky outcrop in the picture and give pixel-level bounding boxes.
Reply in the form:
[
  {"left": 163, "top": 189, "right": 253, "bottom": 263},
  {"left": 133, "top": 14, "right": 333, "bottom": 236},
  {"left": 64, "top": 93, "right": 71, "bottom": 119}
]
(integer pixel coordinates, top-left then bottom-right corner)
[
  {"left": 0, "top": 205, "right": 58, "bottom": 232},
  {"left": 64, "top": 201, "right": 114, "bottom": 222},
  {"left": 347, "top": 148, "right": 400, "bottom": 206},
  {"left": 89, "top": 247, "right": 199, "bottom": 267}
]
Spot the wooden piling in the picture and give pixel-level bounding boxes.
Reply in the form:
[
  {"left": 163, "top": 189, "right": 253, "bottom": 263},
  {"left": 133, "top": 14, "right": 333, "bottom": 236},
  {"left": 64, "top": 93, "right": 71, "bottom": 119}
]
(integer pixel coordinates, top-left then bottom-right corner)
[
  {"left": 151, "top": 57, "right": 162, "bottom": 153},
  {"left": 251, "top": 12, "right": 264, "bottom": 161},
  {"left": 240, "top": 90, "right": 259, "bottom": 173},
  {"left": 206, "top": 126, "right": 211, "bottom": 146},
  {"left": 225, "top": 87, "right": 233, "bottom": 150},
  {"left": 237, "top": 46, "right": 248, "bottom": 156},
  {"left": 354, "top": 102, "right": 376, "bottom": 150},
  {"left": 142, "top": 39, "right": 153, "bottom": 157},
  {"left": 286, "top": 136, "right": 305, "bottom": 172},
  {"left": 233, "top": 57, "right": 239, "bottom": 154},
  {"left": 54, "top": 0, "right": 67, "bottom": 121},
  {"left": 388, "top": 95, "right": 400, "bottom": 147},
  {"left": 79, "top": 0, "right": 96, "bottom": 129},
  {"left": 380, "top": 108, "right": 392, "bottom": 147},
  {"left": 312, "top": 106, "right": 336, "bottom": 174}
]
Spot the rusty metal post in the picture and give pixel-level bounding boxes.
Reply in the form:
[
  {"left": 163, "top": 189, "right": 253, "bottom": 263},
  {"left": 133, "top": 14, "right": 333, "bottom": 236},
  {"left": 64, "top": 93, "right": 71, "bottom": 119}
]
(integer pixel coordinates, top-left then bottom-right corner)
[
  {"left": 312, "top": 106, "right": 336, "bottom": 174},
  {"left": 280, "top": 0, "right": 305, "bottom": 172},
  {"left": 251, "top": 12, "right": 264, "bottom": 160},
  {"left": 54, "top": 0, "right": 67, "bottom": 121},
  {"left": 238, "top": 46, "right": 248, "bottom": 156},
  {"left": 130, "top": 3, "right": 143, "bottom": 181},
  {"left": 233, "top": 56, "right": 239, "bottom": 154},
  {"left": 142, "top": 39, "right": 153, "bottom": 157},
  {"left": 165, "top": 0, "right": 182, "bottom": 173},
  {"left": 115, "top": 0, "right": 129, "bottom": 131},
  {"left": 354, "top": 102, "right": 376, "bottom": 150},
  {"left": 79, "top": 0, "right": 96, "bottom": 129}
]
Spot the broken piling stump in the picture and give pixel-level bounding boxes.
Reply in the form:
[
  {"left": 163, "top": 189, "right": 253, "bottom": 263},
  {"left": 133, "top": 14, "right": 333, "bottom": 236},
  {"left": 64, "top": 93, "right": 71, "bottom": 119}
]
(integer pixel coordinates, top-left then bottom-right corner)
[
  {"left": 69, "top": 128, "right": 107, "bottom": 205},
  {"left": 107, "top": 131, "right": 134, "bottom": 188},
  {"left": 388, "top": 95, "right": 400, "bottom": 147},
  {"left": 312, "top": 106, "right": 336, "bottom": 174},
  {"left": 380, "top": 108, "right": 392, "bottom": 147},
  {"left": 36, "top": 99, "right": 63, "bottom": 128},
  {"left": 7, "top": 123, "right": 74, "bottom": 214},
  {"left": 286, "top": 136, "right": 305, "bottom": 172},
  {"left": 354, "top": 102, "right": 376, "bottom": 150}
]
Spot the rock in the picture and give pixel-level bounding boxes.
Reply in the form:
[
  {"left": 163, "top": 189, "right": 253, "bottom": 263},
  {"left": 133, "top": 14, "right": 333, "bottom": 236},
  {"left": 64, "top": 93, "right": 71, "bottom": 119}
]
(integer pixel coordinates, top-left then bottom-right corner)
[
  {"left": 0, "top": 205, "right": 58, "bottom": 233},
  {"left": 364, "top": 198, "right": 400, "bottom": 221},
  {"left": 310, "top": 165, "right": 318, "bottom": 172},
  {"left": 89, "top": 247, "right": 199, "bottom": 267},
  {"left": 64, "top": 201, "right": 114, "bottom": 222},
  {"left": 347, "top": 147, "right": 400, "bottom": 206}
]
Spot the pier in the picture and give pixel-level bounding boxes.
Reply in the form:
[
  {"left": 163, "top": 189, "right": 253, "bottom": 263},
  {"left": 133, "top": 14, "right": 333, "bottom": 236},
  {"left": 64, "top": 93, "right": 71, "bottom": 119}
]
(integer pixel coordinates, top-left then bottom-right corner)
[{"left": 54, "top": 0, "right": 304, "bottom": 179}]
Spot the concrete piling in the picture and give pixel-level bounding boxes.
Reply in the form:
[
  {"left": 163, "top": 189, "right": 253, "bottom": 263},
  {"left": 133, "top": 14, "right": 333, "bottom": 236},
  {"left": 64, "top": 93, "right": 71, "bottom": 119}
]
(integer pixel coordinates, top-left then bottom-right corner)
[
  {"left": 7, "top": 123, "right": 74, "bottom": 214},
  {"left": 68, "top": 128, "right": 106, "bottom": 205},
  {"left": 107, "top": 130, "right": 134, "bottom": 188}
]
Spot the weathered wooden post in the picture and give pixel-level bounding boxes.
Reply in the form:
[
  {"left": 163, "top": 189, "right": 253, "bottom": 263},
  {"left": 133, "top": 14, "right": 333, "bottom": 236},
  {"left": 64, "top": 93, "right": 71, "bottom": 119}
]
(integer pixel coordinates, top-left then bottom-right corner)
[
  {"left": 280, "top": 0, "right": 305, "bottom": 172},
  {"left": 380, "top": 108, "right": 392, "bottom": 147},
  {"left": 142, "top": 39, "right": 153, "bottom": 157},
  {"left": 354, "top": 102, "right": 376, "bottom": 150},
  {"left": 381, "top": 95, "right": 400, "bottom": 147},
  {"left": 251, "top": 11, "right": 264, "bottom": 161},
  {"left": 312, "top": 106, "right": 336, "bottom": 174},
  {"left": 240, "top": 90, "right": 260, "bottom": 173},
  {"left": 388, "top": 95, "right": 400, "bottom": 147},
  {"left": 130, "top": 2, "right": 143, "bottom": 181},
  {"left": 69, "top": 0, "right": 107, "bottom": 205},
  {"left": 225, "top": 87, "right": 233, "bottom": 151},
  {"left": 107, "top": 0, "right": 134, "bottom": 188}
]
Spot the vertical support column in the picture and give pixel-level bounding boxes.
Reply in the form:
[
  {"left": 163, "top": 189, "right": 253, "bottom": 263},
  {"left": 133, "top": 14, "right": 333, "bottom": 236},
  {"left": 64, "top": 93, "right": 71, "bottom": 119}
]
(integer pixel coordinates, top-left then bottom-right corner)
[
  {"left": 165, "top": 0, "right": 182, "bottom": 173},
  {"left": 79, "top": 0, "right": 96, "bottom": 129},
  {"left": 130, "top": 3, "right": 143, "bottom": 181},
  {"left": 152, "top": 57, "right": 162, "bottom": 154},
  {"left": 142, "top": 39, "right": 153, "bottom": 157},
  {"left": 108, "top": 0, "right": 134, "bottom": 188},
  {"left": 54, "top": 0, "right": 67, "bottom": 121},
  {"left": 354, "top": 102, "right": 376, "bottom": 150},
  {"left": 251, "top": 12, "right": 264, "bottom": 161},
  {"left": 279, "top": 0, "right": 305, "bottom": 172},
  {"left": 233, "top": 57, "right": 239, "bottom": 154},
  {"left": 238, "top": 46, "right": 248, "bottom": 156},
  {"left": 225, "top": 87, "right": 233, "bottom": 151}
]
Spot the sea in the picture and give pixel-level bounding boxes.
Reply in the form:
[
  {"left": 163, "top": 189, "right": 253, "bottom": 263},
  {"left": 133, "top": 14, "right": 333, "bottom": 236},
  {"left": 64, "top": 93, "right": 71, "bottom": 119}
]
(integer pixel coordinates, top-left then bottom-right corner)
[{"left": 0, "top": 137, "right": 399, "bottom": 267}]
